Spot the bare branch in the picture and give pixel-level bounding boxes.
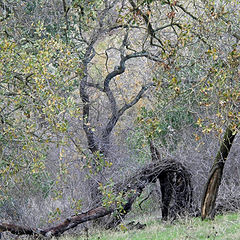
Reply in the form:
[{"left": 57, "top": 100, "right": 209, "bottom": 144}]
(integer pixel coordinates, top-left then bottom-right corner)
[
  {"left": 155, "top": 23, "right": 182, "bottom": 32},
  {"left": 128, "top": 0, "right": 165, "bottom": 49},
  {"left": 80, "top": 33, "right": 100, "bottom": 153},
  {"left": 118, "top": 83, "right": 155, "bottom": 116},
  {"left": 175, "top": 3, "right": 199, "bottom": 21},
  {"left": 86, "top": 82, "right": 104, "bottom": 91},
  {"left": 103, "top": 31, "right": 130, "bottom": 118},
  {"left": 101, "top": 48, "right": 160, "bottom": 149},
  {"left": 101, "top": 82, "right": 154, "bottom": 151},
  {"left": 62, "top": 0, "right": 70, "bottom": 43}
]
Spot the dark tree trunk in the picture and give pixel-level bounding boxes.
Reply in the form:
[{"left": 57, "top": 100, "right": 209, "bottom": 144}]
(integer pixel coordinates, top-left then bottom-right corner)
[
  {"left": 160, "top": 172, "right": 174, "bottom": 220},
  {"left": 149, "top": 141, "right": 193, "bottom": 220},
  {"left": 0, "top": 207, "right": 113, "bottom": 237},
  {"left": 201, "top": 127, "right": 236, "bottom": 220}
]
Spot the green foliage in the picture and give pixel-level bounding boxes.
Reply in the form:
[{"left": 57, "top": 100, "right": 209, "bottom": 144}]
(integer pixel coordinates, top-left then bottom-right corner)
[
  {"left": 70, "top": 198, "right": 83, "bottom": 214},
  {"left": 134, "top": 100, "right": 196, "bottom": 152},
  {"left": 131, "top": 0, "right": 239, "bottom": 149},
  {"left": 72, "top": 0, "right": 104, "bottom": 21},
  {"left": 98, "top": 180, "right": 128, "bottom": 214},
  {"left": 48, "top": 207, "right": 62, "bottom": 223},
  {"left": 82, "top": 151, "right": 113, "bottom": 175},
  {"left": 0, "top": 28, "right": 80, "bottom": 203}
]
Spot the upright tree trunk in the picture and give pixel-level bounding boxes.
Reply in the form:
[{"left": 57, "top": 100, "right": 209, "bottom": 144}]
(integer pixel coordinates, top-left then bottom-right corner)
[
  {"left": 149, "top": 141, "right": 162, "bottom": 214},
  {"left": 201, "top": 127, "right": 236, "bottom": 220},
  {"left": 149, "top": 141, "right": 192, "bottom": 220}
]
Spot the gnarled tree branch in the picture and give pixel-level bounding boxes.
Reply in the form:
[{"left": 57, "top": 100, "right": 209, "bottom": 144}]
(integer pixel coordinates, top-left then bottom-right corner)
[{"left": 0, "top": 160, "right": 192, "bottom": 237}]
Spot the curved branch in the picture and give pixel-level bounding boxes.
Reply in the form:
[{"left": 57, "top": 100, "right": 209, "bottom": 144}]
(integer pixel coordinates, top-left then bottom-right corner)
[
  {"left": 81, "top": 31, "right": 160, "bottom": 154},
  {"left": 80, "top": 34, "right": 99, "bottom": 153},
  {"left": 102, "top": 53, "right": 155, "bottom": 133},
  {"left": 118, "top": 83, "right": 155, "bottom": 116},
  {"left": 103, "top": 63, "right": 124, "bottom": 117},
  {"left": 86, "top": 82, "right": 104, "bottom": 91},
  {"left": 0, "top": 160, "right": 192, "bottom": 237},
  {"left": 155, "top": 23, "right": 182, "bottom": 32},
  {"left": 101, "top": 50, "right": 158, "bottom": 150},
  {"left": 103, "top": 31, "right": 131, "bottom": 119},
  {"left": 175, "top": 3, "right": 199, "bottom": 21},
  {"left": 101, "top": 82, "right": 154, "bottom": 151},
  {"left": 128, "top": 0, "right": 164, "bottom": 49}
]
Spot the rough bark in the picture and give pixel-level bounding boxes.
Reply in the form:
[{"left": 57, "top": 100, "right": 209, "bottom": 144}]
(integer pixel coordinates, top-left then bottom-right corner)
[
  {"left": 149, "top": 140, "right": 161, "bottom": 161},
  {"left": 149, "top": 141, "right": 193, "bottom": 220},
  {"left": 201, "top": 127, "right": 236, "bottom": 220},
  {"left": 107, "top": 158, "right": 192, "bottom": 227},
  {"left": 0, "top": 160, "right": 192, "bottom": 237},
  {"left": 0, "top": 207, "right": 113, "bottom": 237},
  {"left": 148, "top": 141, "right": 163, "bottom": 212}
]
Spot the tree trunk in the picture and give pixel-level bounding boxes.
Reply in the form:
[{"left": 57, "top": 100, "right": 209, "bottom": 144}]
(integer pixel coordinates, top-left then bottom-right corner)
[
  {"left": 201, "top": 127, "right": 236, "bottom": 220},
  {"left": 149, "top": 141, "right": 192, "bottom": 220}
]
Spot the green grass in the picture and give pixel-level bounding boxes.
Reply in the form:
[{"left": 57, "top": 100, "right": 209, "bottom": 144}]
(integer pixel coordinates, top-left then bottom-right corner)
[{"left": 57, "top": 212, "right": 240, "bottom": 240}]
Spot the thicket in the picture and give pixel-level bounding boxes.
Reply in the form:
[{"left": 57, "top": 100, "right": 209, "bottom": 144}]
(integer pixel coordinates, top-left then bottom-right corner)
[{"left": 0, "top": 0, "right": 239, "bottom": 238}]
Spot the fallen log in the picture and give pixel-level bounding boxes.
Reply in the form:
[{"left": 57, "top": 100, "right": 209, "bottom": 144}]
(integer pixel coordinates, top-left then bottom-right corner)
[
  {"left": 0, "top": 222, "right": 34, "bottom": 235},
  {"left": 0, "top": 207, "right": 113, "bottom": 237},
  {"left": 0, "top": 160, "right": 192, "bottom": 237}
]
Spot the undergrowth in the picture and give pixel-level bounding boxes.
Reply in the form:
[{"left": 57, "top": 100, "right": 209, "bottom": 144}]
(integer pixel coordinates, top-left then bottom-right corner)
[{"left": 56, "top": 212, "right": 240, "bottom": 240}]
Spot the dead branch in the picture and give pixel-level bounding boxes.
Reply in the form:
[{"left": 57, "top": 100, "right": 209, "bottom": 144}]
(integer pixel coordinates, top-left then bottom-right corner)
[{"left": 0, "top": 160, "right": 192, "bottom": 237}]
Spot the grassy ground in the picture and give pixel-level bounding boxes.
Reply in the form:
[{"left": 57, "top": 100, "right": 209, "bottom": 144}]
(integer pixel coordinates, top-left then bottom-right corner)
[{"left": 57, "top": 212, "right": 240, "bottom": 240}]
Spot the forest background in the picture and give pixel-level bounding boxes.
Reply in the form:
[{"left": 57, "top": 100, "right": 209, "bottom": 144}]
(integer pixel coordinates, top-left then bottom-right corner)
[{"left": 0, "top": 0, "right": 239, "bottom": 238}]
